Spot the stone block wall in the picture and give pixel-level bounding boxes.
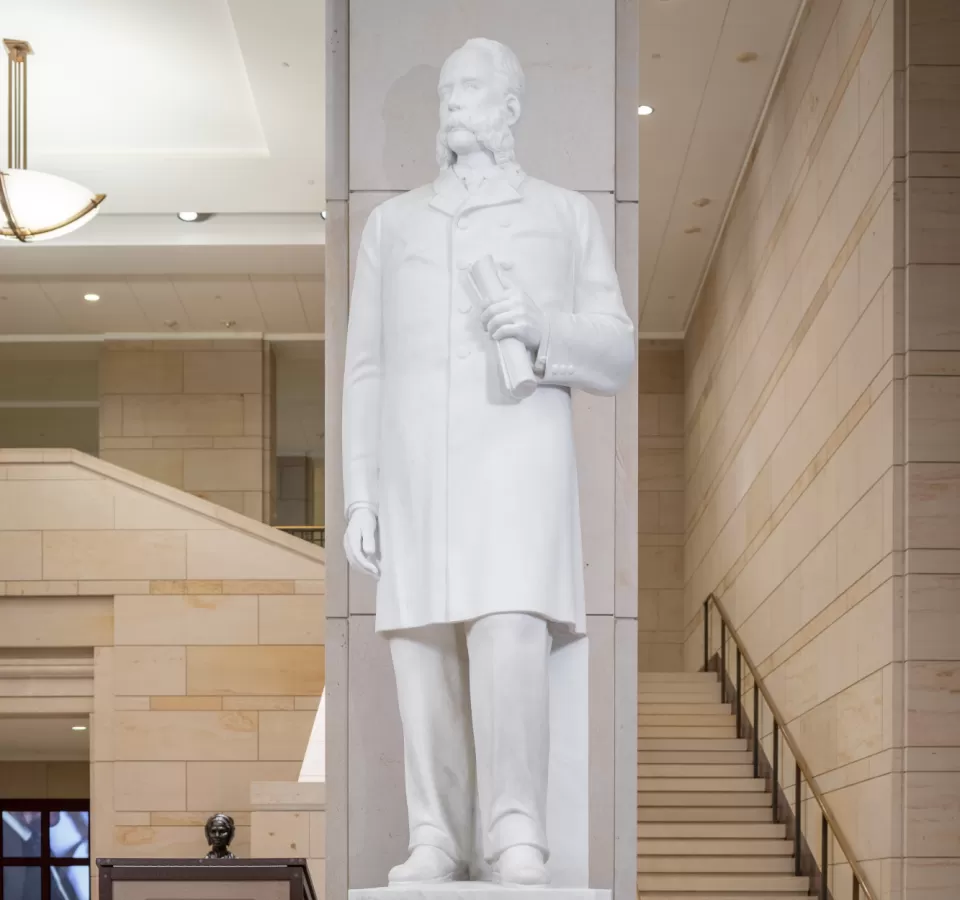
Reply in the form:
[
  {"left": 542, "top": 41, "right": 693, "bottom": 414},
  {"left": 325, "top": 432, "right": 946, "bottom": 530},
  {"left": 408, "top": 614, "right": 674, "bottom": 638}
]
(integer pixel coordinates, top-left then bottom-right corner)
[
  {"left": 0, "top": 450, "right": 324, "bottom": 894},
  {"left": 98, "top": 340, "right": 275, "bottom": 522},
  {"left": 637, "top": 340, "right": 685, "bottom": 671}
]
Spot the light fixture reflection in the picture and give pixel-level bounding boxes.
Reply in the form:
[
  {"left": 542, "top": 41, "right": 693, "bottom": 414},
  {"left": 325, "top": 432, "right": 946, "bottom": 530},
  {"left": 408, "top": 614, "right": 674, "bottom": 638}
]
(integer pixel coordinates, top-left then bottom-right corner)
[
  {"left": 0, "top": 39, "right": 106, "bottom": 243},
  {"left": 178, "top": 211, "right": 199, "bottom": 222},
  {"left": 71, "top": 725, "right": 87, "bottom": 731},
  {"left": 83, "top": 293, "right": 100, "bottom": 303},
  {"left": 638, "top": 105, "right": 655, "bottom": 116}
]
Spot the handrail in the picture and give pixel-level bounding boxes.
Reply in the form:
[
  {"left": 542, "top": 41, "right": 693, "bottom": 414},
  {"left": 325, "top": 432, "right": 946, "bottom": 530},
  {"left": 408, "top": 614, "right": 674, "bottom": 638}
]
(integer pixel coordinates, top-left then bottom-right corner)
[
  {"left": 703, "top": 592, "right": 876, "bottom": 900},
  {"left": 276, "top": 525, "right": 326, "bottom": 548}
]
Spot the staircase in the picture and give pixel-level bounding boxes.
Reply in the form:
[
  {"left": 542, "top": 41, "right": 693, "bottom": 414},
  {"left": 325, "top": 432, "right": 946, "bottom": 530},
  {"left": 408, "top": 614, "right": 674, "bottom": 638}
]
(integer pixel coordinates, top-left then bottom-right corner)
[{"left": 637, "top": 672, "right": 809, "bottom": 899}]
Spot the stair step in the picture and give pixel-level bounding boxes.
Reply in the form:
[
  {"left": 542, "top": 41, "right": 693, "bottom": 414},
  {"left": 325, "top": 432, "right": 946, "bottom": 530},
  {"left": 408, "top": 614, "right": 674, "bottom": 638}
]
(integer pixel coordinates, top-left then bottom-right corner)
[
  {"left": 639, "top": 751, "right": 753, "bottom": 765},
  {"left": 638, "top": 691, "right": 722, "bottom": 704},
  {"left": 639, "top": 806, "right": 774, "bottom": 823},
  {"left": 638, "top": 823, "right": 787, "bottom": 840},
  {"left": 639, "top": 777, "right": 765, "bottom": 792},
  {"left": 639, "top": 714, "right": 737, "bottom": 727},
  {"left": 638, "top": 839, "right": 793, "bottom": 857},
  {"left": 639, "top": 703, "right": 732, "bottom": 715},
  {"left": 638, "top": 856, "right": 795, "bottom": 874},
  {"left": 637, "top": 874, "right": 808, "bottom": 893},
  {"left": 641, "top": 726, "right": 739, "bottom": 738},
  {"left": 638, "top": 681, "right": 721, "bottom": 694},
  {"left": 639, "top": 792, "right": 771, "bottom": 808},
  {"left": 639, "top": 673, "right": 718, "bottom": 683},
  {"left": 638, "top": 895, "right": 807, "bottom": 900},
  {"left": 639, "top": 738, "right": 748, "bottom": 752},
  {"left": 639, "top": 764, "right": 755, "bottom": 778}
]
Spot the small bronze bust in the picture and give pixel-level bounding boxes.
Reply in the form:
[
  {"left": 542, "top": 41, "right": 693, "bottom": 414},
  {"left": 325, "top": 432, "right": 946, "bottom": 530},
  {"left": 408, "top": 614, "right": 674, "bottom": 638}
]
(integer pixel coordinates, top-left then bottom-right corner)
[{"left": 204, "top": 813, "right": 236, "bottom": 859}]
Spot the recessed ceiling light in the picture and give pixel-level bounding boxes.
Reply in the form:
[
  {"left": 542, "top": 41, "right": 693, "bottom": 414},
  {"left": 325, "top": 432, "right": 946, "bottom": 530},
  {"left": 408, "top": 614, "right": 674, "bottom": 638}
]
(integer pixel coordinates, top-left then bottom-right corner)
[
  {"left": 321, "top": 210, "right": 327, "bottom": 220},
  {"left": 163, "top": 319, "right": 178, "bottom": 329},
  {"left": 737, "top": 51, "right": 759, "bottom": 63},
  {"left": 684, "top": 226, "right": 702, "bottom": 234},
  {"left": 221, "top": 319, "right": 236, "bottom": 329},
  {"left": 638, "top": 105, "right": 655, "bottom": 116},
  {"left": 178, "top": 211, "right": 199, "bottom": 222},
  {"left": 71, "top": 725, "right": 87, "bottom": 731},
  {"left": 83, "top": 293, "right": 100, "bottom": 302},
  {"left": 693, "top": 197, "right": 712, "bottom": 207}
]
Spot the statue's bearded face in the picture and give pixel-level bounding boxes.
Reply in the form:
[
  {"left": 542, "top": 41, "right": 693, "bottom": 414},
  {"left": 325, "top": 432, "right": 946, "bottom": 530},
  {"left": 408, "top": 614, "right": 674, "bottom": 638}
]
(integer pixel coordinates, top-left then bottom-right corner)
[{"left": 437, "top": 47, "right": 518, "bottom": 168}]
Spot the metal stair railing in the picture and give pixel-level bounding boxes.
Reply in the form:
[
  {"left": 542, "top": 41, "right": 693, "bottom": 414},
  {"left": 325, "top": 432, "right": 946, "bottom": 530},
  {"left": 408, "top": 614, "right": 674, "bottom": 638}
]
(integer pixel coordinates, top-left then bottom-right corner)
[{"left": 703, "top": 592, "right": 877, "bottom": 900}]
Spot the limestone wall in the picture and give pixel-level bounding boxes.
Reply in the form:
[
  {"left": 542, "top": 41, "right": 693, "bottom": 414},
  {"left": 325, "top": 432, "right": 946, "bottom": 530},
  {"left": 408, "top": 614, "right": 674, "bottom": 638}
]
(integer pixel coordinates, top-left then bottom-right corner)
[{"left": 0, "top": 449, "right": 324, "bottom": 891}]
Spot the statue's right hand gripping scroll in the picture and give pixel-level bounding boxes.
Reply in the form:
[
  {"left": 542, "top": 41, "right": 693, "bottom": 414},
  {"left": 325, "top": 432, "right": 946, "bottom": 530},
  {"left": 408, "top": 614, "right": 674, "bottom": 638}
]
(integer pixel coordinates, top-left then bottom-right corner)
[{"left": 344, "top": 507, "right": 380, "bottom": 579}]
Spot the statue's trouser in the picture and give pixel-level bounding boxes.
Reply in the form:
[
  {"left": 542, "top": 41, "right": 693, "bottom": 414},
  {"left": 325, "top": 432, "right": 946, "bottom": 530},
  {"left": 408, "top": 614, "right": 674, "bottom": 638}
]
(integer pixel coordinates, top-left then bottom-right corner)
[{"left": 388, "top": 612, "right": 552, "bottom": 867}]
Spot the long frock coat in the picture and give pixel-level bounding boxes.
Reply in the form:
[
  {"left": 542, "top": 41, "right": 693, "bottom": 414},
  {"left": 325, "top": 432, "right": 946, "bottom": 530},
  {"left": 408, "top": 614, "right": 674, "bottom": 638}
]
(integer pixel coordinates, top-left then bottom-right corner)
[{"left": 342, "top": 163, "right": 635, "bottom": 635}]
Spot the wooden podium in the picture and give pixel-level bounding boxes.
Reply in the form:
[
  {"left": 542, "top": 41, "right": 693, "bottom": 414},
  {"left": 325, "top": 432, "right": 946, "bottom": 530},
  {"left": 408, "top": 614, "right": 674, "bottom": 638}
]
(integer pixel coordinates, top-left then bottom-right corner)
[{"left": 97, "top": 859, "right": 317, "bottom": 900}]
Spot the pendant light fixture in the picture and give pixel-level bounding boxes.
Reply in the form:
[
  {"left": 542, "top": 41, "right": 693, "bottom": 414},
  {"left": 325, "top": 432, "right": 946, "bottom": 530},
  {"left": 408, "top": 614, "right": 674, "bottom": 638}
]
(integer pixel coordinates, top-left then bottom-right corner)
[{"left": 1, "top": 39, "right": 106, "bottom": 242}]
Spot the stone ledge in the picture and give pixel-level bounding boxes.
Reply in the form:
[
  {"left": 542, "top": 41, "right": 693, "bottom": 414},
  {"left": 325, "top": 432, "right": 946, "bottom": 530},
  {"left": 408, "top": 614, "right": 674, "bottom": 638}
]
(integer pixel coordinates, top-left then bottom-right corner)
[{"left": 251, "top": 780, "right": 326, "bottom": 811}]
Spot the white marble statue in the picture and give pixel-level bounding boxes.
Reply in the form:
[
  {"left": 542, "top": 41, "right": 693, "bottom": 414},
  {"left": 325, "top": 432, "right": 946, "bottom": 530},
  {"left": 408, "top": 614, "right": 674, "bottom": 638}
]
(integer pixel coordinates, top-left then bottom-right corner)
[{"left": 342, "top": 37, "right": 635, "bottom": 888}]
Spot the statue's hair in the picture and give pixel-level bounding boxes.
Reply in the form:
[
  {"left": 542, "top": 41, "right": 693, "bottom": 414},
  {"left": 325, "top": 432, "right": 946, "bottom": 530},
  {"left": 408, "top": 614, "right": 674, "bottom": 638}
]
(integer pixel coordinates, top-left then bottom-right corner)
[
  {"left": 205, "top": 813, "right": 235, "bottom": 837},
  {"left": 452, "top": 38, "right": 525, "bottom": 99}
]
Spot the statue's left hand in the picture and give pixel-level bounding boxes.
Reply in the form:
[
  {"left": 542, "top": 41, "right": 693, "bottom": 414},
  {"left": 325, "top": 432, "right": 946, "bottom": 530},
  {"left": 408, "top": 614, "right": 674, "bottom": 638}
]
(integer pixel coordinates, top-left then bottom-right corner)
[{"left": 479, "top": 276, "right": 547, "bottom": 353}]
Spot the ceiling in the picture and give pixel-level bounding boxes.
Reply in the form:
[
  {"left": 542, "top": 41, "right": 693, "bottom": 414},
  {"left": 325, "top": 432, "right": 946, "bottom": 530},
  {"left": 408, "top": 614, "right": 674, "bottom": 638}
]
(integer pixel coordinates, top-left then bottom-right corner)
[
  {"left": 0, "top": 0, "right": 803, "bottom": 338},
  {"left": 638, "top": 0, "right": 802, "bottom": 334},
  {"left": 0, "top": 717, "right": 89, "bottom": 761}
]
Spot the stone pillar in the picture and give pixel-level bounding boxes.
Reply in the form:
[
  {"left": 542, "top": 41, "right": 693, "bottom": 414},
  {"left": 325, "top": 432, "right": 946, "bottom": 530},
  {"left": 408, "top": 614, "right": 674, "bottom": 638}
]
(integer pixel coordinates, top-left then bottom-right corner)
[
  {"left": 899, "top": 1, "right": 960, "bottom": 896},
  {"left": 99, "top": 339, "right": 275, "bottom": 522},
  {"left": 324, "top": 2, "right": 638, "bottom": 896}
]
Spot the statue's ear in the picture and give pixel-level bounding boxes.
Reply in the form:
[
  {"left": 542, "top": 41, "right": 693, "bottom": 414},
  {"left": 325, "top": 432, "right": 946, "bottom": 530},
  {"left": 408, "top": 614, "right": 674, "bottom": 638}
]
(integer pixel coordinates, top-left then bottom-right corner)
[{"left": 505, "top": 94, "right": 521, "bottom": 128}]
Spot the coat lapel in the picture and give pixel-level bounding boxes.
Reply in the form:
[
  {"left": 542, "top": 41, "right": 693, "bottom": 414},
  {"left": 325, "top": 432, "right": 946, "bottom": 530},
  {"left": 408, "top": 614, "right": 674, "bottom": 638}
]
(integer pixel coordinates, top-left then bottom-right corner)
[{"left": 429, "top": 163, "right": 526, "bottom": 217}]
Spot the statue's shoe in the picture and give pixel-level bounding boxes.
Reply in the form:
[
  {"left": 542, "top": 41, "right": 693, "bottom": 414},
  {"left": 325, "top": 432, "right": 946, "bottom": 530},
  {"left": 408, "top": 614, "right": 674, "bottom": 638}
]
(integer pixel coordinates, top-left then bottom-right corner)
[
  {"left": 387, "top": 846, "right": 466, "bottom": 885},
  {"left": 496, "top": 845, "right": 549, "bottom": 886}
]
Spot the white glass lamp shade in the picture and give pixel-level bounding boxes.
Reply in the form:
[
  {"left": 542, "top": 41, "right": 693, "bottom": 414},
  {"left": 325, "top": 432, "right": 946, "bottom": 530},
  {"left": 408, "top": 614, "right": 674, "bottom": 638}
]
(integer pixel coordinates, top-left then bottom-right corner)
[{"left": 0, "top": 168, "right": 105, "bottom": 242}]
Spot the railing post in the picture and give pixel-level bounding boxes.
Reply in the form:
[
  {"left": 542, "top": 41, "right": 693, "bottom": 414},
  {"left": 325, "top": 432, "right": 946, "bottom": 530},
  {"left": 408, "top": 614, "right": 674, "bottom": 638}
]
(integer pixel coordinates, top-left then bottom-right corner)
[
  {"left": 794, "top": 765, "right": 802, "bottom": 876},
  {"left": 703, "top": 599, "right": 709, "bottom": 672},
  {"left": 735, "top": 649, "right": 742, "bottom": 737},
  {"left": 820, "top": 812, "right": 829, "bottom": 900},
  {"left": 720, "top": 619, "right": 727, "bottom": 704},
  {"left": 752, "top": 682, "right": 759, "bottom": 777},
  {"left": 772, "top": 721, "right": 779, "bottom": 821},
  {"left": 853, "top": 875, "right": 860, "bottom": 900}
]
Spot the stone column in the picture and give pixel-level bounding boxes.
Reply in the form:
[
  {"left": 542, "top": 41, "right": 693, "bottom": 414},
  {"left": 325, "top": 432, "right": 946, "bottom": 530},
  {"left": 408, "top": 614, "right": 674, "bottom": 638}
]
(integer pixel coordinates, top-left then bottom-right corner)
[
  {"left": 324, "top": 2, "right": 638, "bottom": 896},
  {"left": 99, "top": 339, "right": 275, "bottom": 523}
]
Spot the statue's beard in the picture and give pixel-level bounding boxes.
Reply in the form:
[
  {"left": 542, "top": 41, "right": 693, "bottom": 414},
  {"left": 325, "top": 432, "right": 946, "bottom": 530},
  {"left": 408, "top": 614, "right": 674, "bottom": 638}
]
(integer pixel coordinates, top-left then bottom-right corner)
[{"left": 436, "top": 106, "right": 516, "bottom": 169}]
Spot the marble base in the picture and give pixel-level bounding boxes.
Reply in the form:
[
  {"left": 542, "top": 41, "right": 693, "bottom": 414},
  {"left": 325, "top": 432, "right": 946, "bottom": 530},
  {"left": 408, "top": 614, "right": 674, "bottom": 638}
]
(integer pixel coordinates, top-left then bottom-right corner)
[{"left": 349, "top": 887, "right": 610, "bottom": 900}]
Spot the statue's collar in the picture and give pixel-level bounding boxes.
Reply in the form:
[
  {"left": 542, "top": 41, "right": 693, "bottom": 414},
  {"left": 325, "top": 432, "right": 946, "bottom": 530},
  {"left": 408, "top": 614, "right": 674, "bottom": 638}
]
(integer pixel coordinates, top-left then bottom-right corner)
[{"left": 429, "top": 162, "right": 526, "bottom": 216}]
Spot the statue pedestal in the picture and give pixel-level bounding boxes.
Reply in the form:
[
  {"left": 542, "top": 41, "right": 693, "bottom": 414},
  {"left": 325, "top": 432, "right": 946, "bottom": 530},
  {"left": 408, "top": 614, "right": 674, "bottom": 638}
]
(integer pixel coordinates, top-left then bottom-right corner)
[{"left": 349, "top": 886, "right": 610, "bottom": 900}]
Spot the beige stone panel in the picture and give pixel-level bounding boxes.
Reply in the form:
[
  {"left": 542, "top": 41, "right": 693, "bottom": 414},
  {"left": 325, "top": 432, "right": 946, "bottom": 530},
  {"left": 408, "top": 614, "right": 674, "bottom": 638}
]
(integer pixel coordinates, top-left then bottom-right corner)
[
  {"left": 224, "top": 580, "right": 298, "bottom": 595},
  {"left": 907, "top": 574, "right": 960, "bottom": 660},
  {"left": 195, "top": 491, "right": 247, "bottom": 514},
  {"left": 43, "top": 531, "right": 187, "bottom": 581},
  {"left": 182, "top": 449, "right": 262, "bottom": 492},
  {"left": 638, "top": 641, "right": 683, "bottom": 672},
  {"left": 100, "top": 351, "right": 183, "bottom": 394},
  {"left": 150, "top": 580, "right": 223, "bottom": 595},
  {"left": 638, "top": 546, "right": 683, "bottom": 591},
  {"left": 113, "top": 489, "right": 220, "bottom": 531},
  {"left": 114, "top": 697, "right": 151, "bottom": 710},
  {"left": 150, "top": 812, "right": 250, "bottom": 827},
  {"left": 637, "top": 395, "right": 658, "bottom": 437},
  {"left": 826, "top": 771, "right": 898, "bottom": 864},
  {"left": 186, "top": 594, "right": 260, "bottom": 644},
  {"left": 907, "top": 377, "right": 960, "bottom": 461},
  {"left": 908, "top": 463, "right": 960, "bottom": 548},
  {"left": 4, "top": 581, "right": 79, "bottom": 597},
  {"left": 99, "top": 449, "right": 184, "bottom": 488},
  {"left": 904, "top": 858, "right": 960, "bottom": 900},
  {"left": 187, "top": 646, "right": 324, "bottom": 696},
  {"left": 0, "top": 697, "right": 92, "bottom": 714},
  {"left": 637, "top": 492, "right": 659, "bottom": 533},
  {"left": 151, "top": 437, "right": 216, "bottom": 449},
  {"left": 114, "top": 825, "right": 250, "bottom": 858},
  {"left": 309, "top": 811, "right": 325, "bottom": 858},
  {"left": 0, "top": 597, "right": 112, "bottom": 648},
  {"left": 907, "top": 266, "right": 960, "bottom": 350},
  {"left": 907, "top": 661, "right": 960, "bottom": 746},
  {"left": 186, "top": 760, "right": 300, "bottom": 810},
  {"left": 114, "top": 595, "right": 187, "bottom": 645},
  {"left": 122, "top": 394, "right": 245, "bottom": 438},
  {"left": 259, "top": 595, "right": 325, "bottom": 645},
  {"left": 836, "top": 480, "right": 886, "bottom": 594},
  {"left": 909, "top": 65, "right": 960, "bottom": 153},
  {"left": 115, "top": 813, "right": 151, "bottom": 826},
  {"left": 295, "top": 696, "right": 322, "bottom": 711},
  {"left": 258, "top": 711, "right": 315, "bottom": 761},
  {"left": 637, "top": 447, "right": 684, "bottom": 491},
  {"left": 905, "top": 772, "right": 960, "bottom": 857},
  {"left": 150, "top": 696, "right": 222, "bottom": 710},
  {"left": 90, "top": 761, "right": 114, "bottom": 863},
  {"left": 100, "top": 395, "right": 123, "bottom": 438},
  {"left": 187, "top": 532, "right": 321, "bottom": 581},
  {"left": 114, "top": 762, "right": 186, "bottom": 811},
  {"left": 908, "top": 178, "right": 960, "bottom": 265},
  {"left": 658, "top": 491, "right": 685, "bottom": 535},
  {"left": 637, "top": 345, "right": 683, "bottom": 394},
  {"left": 114, "top": 647, "right": 186, "bottom": 696},
  {"left": 81, "top": 581, "right": 150, "bottom": 596},
  {"left": 223, "top": 697, "right": 296, "bottom": 711},
  {"left": 0, "top": 532, "right": 42, "bottom": 581},
  {"left": 0, "top": 481, "right": 114, "bottom": 531},
  {"left": 114, "top": 711, "right": 258, "bottom": 761},
  {"left": 252, "top": 810, "right": 310, "bottom": 856},
  {"left": 183, "top": 350, "right": 262, "bottom": 394},
  {"left": 243, "top": 393, "right": 264, "bottom": 437}
]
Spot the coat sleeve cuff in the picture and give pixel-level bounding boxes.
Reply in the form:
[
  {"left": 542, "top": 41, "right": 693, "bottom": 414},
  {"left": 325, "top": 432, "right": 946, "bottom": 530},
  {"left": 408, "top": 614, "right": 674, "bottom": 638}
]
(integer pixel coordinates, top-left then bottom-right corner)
[{"left": 345, "top": 501, "right": 378, "bottom": 521}]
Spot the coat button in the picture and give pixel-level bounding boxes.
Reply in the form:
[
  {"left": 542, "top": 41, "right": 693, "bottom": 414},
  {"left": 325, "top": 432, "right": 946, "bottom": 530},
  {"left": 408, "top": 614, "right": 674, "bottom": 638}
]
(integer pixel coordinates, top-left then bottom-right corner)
[
  {"left": 457, "top": 260, "right": 470, "bottom": 270},
  {"left": 457, "top": 346, "right": 471, "bottom": 359},
  {"left": 457, "top": 219, "right": 469, "bottom": 231},
  {"left": 459, "top": 302, "right": 472, "bottom": 314},
  {"left": 500, "top": 259, "right": 515, "bottom": 270}
]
